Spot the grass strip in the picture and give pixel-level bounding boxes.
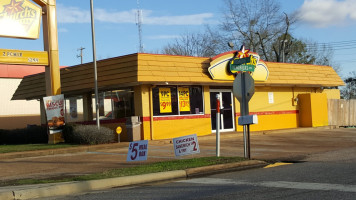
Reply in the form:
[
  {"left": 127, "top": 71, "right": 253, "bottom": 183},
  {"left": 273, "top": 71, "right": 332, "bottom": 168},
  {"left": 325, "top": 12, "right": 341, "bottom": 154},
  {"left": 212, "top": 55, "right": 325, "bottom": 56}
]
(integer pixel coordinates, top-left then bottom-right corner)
[
  {"left": 0, "top": 144, "right": 78, "bottom": 153},
  {"left": 1, "top": 156, "right": 246, "bottom": 186}
]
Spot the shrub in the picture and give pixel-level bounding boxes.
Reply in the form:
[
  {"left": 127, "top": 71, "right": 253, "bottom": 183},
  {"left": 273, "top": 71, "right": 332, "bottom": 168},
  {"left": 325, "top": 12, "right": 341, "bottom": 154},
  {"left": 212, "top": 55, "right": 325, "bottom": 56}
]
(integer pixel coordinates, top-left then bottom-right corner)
[
  {"left": 63, "top": 124, "right": 115, "bottom": 145},
  {"left": 0, "top": 125, "right": 48, "bottom": 144}
]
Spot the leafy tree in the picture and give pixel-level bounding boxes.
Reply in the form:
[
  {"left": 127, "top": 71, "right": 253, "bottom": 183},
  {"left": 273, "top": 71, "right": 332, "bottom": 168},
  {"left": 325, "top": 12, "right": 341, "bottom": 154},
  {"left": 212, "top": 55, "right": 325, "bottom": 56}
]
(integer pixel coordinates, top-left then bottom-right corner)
[{"left": 341, "top": 71, "right": 356, "bottom": 99}]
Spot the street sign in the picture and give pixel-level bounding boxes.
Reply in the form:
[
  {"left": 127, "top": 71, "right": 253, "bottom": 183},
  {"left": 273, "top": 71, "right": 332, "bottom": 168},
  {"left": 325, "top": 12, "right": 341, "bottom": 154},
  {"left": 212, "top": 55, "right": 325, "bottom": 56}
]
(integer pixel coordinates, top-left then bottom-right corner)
[
  {"left": 233, "top": 72, "right": 255, "bottom": 103},
  {"left": 230, "top": 64, "right": 255, "bottom": 73},
  {"left": 173, "top": 134, "right": 200, "bottom": 157},
  {"left": 230, "top": 55, "right": 256, "bottom": 73},
  {"left": 0, "top": 49, "right": 48, "bottom": 65},
  {"left": 127, "top": 140, "right": 148, "bottom": 162}
]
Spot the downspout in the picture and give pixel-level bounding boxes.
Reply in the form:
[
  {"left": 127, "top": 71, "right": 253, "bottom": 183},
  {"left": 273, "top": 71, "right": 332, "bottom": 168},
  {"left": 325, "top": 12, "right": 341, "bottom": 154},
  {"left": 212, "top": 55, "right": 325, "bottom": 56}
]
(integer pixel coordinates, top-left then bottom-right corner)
[{"left": 149, "top": 85, "right": 155, "bottom": 140}]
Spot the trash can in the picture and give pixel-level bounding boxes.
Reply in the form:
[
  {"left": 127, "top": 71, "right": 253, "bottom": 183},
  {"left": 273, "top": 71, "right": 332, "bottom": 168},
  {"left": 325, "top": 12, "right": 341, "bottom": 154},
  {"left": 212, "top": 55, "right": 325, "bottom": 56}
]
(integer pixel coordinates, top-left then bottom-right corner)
[{"left": 126, "top": 116, "right": 141, "bottom": 142}]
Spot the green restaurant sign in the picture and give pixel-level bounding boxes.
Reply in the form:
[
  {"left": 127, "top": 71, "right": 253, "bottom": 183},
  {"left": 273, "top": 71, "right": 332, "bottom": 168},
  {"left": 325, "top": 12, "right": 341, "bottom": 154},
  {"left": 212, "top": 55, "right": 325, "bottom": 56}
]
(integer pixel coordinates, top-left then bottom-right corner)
[{"left": 230, "top": 55, "right": 257, "bottom": 73}]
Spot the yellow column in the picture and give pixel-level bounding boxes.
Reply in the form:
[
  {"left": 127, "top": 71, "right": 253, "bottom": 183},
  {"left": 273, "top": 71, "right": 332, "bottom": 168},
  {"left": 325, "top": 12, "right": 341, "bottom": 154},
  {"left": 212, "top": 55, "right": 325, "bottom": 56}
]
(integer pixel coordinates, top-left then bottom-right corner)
[{"left": 35, "top": 0, "right": 63, "bottom": 143}]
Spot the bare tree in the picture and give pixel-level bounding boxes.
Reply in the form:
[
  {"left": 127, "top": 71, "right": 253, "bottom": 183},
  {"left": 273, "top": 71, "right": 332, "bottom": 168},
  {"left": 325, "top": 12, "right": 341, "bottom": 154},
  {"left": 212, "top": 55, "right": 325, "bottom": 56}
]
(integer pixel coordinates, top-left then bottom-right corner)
[
  {"left": 161, "top": 26, "right": 231, "bottom": 57},
  {"left": 222, "top": 0, "right": 294, "bottom": 61},
  {"left": 160, "top": 0, "right": 340, "bottom": 74}
]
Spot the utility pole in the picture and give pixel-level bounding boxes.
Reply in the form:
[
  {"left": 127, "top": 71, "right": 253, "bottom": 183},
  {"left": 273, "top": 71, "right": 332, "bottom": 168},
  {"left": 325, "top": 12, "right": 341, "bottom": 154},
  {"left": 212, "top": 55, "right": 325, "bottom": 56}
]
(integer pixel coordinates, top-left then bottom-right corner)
[
  {"left": 136, "top": 0, "right": 143, "bottom": 53},
  {"left": 77, "top": 47, "right": 85, "bottom": 64},
  {"left": 90, "top": 0, "right": 100, "bottom": 130}
]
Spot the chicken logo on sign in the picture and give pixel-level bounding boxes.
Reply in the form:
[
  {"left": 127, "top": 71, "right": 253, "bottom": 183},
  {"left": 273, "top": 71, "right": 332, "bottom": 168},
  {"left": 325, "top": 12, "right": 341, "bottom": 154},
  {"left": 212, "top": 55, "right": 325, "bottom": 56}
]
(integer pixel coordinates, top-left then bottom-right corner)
[
  {"left": 0, "top": 0, "right": 42, "bottom": 39},
  {"left": 229, "top": 46, "right": 257, "bottom": 73},
  {"left": 208, "top": 46, "right": 269, "bottom": 81}
]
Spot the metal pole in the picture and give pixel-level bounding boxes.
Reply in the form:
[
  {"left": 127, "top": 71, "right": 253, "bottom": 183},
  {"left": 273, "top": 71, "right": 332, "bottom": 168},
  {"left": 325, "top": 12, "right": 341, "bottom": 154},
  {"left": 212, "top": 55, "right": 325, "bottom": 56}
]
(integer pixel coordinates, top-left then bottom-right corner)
[
  {"left": 247, "top": 124, "right": 250, "bottom": 159},
  {"left": 243, "top": 125, "right": 248, "bottom": 158},
  {"left": 241, "top": 72, "right": 250, "bottom": 159},
  {"left": 216, "top": 94, "right": 221, "bottom": 157},
  {"left": 90, "top": 0, "right": 100, "bottom": 129}
]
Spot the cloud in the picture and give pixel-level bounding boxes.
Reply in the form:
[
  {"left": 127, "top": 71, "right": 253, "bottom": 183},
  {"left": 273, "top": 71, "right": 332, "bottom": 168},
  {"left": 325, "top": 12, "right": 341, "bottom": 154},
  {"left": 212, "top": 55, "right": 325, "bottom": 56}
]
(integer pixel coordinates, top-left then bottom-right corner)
[
  {"left": 57, "top": 4, "right": 91, "bottom": 23},
  {"left": 297, "top": 0, "right": 356, "bottom": 28},
  {"left": 57, "top": 4, "right": 215, "bottom": 25}
]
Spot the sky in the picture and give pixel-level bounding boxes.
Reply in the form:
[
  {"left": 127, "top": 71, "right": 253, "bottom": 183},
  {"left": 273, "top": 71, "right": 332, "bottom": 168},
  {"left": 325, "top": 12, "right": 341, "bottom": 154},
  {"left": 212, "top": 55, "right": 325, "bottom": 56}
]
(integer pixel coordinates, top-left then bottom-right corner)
[{"left": 0, "top": 0, "right": 355, "bottom": 78}]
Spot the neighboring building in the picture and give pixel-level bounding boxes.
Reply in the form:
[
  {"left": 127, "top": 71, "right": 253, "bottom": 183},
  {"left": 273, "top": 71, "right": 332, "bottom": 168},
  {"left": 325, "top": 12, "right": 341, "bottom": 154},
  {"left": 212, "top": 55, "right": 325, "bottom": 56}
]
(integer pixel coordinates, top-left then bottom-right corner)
[
  {"left": 0, "top": 64, "right": 45, "bottom": 129},
  {"left": 12, "top": 52, "right": 344, "bottom": 141}
]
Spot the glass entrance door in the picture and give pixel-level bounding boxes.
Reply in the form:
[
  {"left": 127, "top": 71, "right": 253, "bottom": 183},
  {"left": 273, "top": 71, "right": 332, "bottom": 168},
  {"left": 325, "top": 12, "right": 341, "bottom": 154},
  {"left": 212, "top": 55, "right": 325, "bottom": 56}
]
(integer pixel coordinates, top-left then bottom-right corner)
[{"left": 210, "top": 89, "right": 235, "bottom": 132}]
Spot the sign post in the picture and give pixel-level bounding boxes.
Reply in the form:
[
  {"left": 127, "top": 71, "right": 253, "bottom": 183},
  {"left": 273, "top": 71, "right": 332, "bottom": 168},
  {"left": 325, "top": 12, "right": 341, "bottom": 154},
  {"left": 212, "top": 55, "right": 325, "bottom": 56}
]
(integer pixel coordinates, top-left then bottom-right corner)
[
  {"left": 233, "top": 72, "right": 255, "bottom": 159},
  {"left": 216, "top": 94, "right": 221, "bottom": 157},
  {"left": 231, "top": 45, "right": 257, "bottom": 159}
]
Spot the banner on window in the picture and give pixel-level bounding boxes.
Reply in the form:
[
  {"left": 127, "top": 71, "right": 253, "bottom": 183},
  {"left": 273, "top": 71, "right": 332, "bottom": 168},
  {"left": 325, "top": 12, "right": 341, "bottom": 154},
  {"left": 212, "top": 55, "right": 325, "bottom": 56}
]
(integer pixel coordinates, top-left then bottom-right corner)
[
  {"left": 178, "top": 87, "right": 190, "bottom": 112},
  {"left": 159, "top": 88, "right": 172, "bottom": 113},
  {"left": 43, "top": 94, "right": 65, "bottom": 134}
]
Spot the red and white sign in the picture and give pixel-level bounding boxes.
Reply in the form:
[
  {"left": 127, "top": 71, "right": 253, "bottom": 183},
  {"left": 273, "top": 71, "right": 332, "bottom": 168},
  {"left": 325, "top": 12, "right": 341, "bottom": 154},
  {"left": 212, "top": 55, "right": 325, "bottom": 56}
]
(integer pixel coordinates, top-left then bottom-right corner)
[
  {"left": 43, "top": 94, "right": 65, "bottom": 134},
  {"left": 126, "top": 140, "right": 148, "bottom": 162},
  {"left": 173, "top": 134, "right": 200, "bottom": 157}
]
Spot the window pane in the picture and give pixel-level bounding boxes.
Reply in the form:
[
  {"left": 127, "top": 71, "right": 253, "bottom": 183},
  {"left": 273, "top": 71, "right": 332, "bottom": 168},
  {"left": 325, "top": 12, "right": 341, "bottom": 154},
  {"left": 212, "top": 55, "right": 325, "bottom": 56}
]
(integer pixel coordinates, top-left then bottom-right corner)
[
  {"left": 180, "top": 86, "right": 204, "bottom": 115},
  {"left": 65, "top": 96, "right": 84, "bottom": 122},
  {"left": 112, "top": 89, "right": 135, "bottom": 119},
  {"left": 153, "top": 86, "right": 178, "bottom": 116},
  {"left": 153, "top": 86, "right": 203, "bottom": 116},
  {"left": 93, "top": 89, "right": 134, "bottom": 120}
]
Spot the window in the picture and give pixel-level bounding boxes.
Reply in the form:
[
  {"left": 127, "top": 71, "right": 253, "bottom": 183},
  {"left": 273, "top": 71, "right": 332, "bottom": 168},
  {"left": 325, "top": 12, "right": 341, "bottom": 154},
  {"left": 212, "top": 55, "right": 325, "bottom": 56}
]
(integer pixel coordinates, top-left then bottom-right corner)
[
  {"left": 93, "top": 89, "right": 135, "bottom": 120},
  {"left": 153, "top": 86, "right": 203, "bottom": 116},
  {"left": 64, "top": 96, "right": 84, "bottom": 122}
]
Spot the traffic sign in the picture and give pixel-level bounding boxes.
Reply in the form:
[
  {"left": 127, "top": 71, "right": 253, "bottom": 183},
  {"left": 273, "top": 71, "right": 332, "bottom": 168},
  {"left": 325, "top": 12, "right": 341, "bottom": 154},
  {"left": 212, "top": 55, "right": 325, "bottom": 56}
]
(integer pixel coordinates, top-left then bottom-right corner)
[
  {"left": 233, "top": 72, "right": 255, "bottom": 103},
  {"left": 230, "top": 55, "right": 256, "bottom": 73}
]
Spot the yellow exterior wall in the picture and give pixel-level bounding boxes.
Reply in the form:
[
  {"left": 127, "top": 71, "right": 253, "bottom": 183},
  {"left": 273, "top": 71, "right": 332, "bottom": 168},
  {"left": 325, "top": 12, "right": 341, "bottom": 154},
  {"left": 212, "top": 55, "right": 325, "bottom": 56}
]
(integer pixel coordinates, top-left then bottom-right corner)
[
  {"left": 298, "top": 93, "right": 328, "bottom": 127},
  {"left": 203, "top": 86, "right": 211, "bottom": 115},
  {"left": 134, "top": 85, "right": 152, "bottom": 140},
  {"left": 151, "top": 117, "right": 211, "bottom": 140},
  {"left": 233, "top": 87, "right": 331, "bottom": 131},
  {"left": 236, "top": 114, "right": 298, "bottom": 132},
  {"left": 234, "top": 87, "right": 300, "bottom": 131}
]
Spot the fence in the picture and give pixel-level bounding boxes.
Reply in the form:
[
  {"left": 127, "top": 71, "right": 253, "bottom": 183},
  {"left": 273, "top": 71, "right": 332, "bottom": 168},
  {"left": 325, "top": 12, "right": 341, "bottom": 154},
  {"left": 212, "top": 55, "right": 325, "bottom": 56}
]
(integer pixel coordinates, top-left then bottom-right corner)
[{"left": 328, "top": 99, "right": 356, "bottom": 127}]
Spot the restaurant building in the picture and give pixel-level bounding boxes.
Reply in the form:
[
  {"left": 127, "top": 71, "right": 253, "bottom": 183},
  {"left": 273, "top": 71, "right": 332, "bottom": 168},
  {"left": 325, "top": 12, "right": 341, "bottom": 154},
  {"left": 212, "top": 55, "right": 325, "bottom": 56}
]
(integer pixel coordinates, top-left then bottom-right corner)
[
  {"left": 0, "top": 64, "right": 45, "bottom": 129},
  {"left": 12, "top": 52, "right": 344, "bottom": 141}
]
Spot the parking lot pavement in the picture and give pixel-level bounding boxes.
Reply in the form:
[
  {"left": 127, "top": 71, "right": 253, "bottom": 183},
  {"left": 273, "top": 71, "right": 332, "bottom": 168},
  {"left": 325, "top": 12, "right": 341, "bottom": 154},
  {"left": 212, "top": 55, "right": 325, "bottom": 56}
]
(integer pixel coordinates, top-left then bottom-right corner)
[{"left": 1, "top": 127, "right": 355, "bottom": 182}]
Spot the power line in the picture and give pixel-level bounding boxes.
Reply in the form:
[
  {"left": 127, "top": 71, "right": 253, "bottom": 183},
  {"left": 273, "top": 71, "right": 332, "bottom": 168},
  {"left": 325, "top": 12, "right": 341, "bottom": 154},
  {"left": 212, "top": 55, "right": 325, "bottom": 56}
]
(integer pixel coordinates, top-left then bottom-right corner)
[{"left": 304, "top": 39, "right": 356, "bottom": 51}]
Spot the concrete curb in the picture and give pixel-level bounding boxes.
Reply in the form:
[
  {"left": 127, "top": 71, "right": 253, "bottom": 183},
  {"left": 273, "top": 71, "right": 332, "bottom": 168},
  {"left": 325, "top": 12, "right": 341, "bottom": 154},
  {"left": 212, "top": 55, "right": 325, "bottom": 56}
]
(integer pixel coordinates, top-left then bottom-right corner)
[
  {"left": 0, "top": 160, "right": 266, "bottom": 200},
  {"left": 186, "top": 160, "right": 267, "bottom": 177}
]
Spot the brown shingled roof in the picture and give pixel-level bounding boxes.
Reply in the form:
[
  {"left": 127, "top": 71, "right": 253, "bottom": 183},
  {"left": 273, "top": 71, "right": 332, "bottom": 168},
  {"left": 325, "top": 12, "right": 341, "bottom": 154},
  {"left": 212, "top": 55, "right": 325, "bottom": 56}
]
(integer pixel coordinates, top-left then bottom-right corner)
[{"left": 12, "top": 53, "right": 344, "bottom": 100}]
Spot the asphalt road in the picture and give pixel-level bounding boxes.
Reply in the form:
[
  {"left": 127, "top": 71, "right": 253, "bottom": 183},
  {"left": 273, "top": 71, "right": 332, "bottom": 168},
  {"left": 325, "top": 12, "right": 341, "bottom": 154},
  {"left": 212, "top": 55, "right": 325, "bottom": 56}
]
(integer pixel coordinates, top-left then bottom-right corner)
[{"left": 45, "top": 146, "right": 356, "bottom": 200}]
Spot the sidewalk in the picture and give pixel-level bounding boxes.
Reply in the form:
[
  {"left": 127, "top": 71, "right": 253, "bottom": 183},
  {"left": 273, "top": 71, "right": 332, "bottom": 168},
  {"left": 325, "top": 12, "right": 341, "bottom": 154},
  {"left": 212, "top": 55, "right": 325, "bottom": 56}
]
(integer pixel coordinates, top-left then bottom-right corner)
[{"left": 1, "top": 127, "right": 356, "bottom": 199}]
